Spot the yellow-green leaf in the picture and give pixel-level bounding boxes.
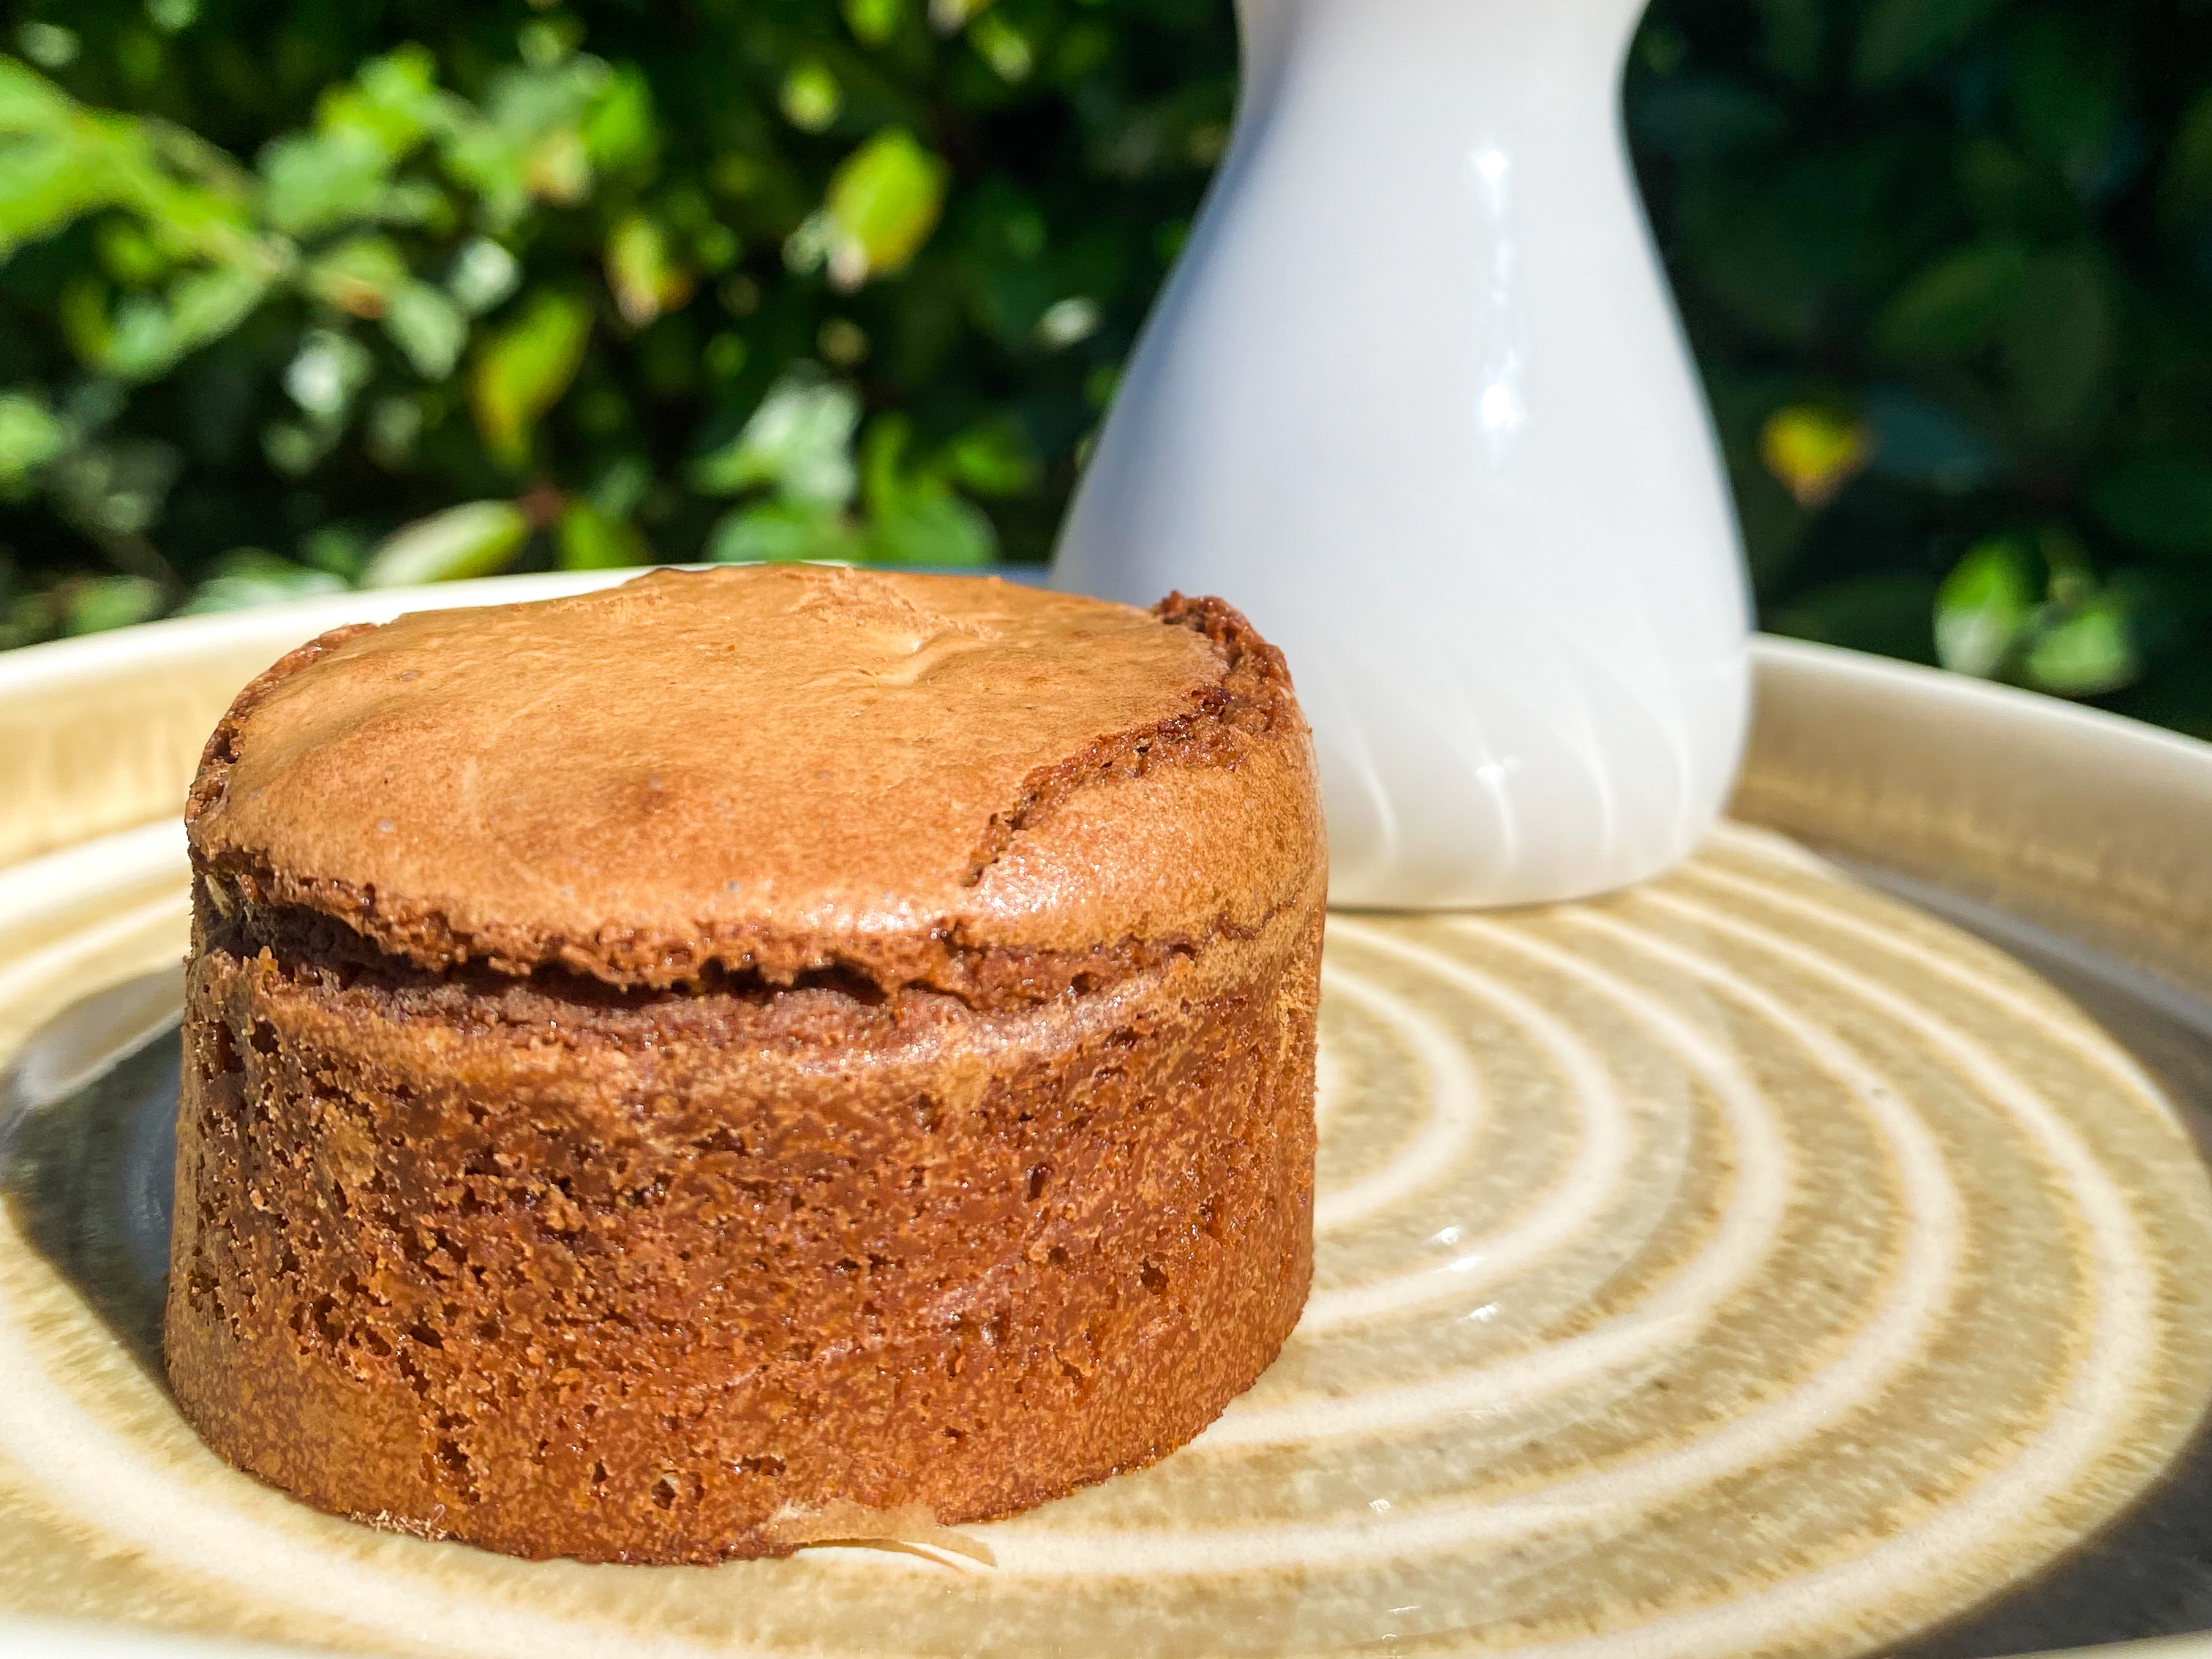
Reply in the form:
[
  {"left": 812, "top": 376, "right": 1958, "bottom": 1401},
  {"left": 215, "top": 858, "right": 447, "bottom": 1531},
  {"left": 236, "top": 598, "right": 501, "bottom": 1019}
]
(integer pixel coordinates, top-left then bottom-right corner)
[
  {"left": 469, "top": 290, "right": 592, "bottom": 468},
  {"left": 1934, "top": 535, "right": 2038, "bottom": 678},
  {"left": 823, "top": 128, "right": 948, "bottom": 289},
  {"left": 361, "top": 500, "right": 530, "bottom": 587},
  {"left": 606, "top": 214, "right": 692, "bottom": 328},
  {"left": 1758, "top": 405, "right": 1874, "bottom": 508},
  {"left": 555, "top": 500, "right": 650, "bottom": 570},
  {"left": 2020, "top": 591, "right": 2140, "bottom": 698},
  {"left": 780, "top": 62, "right": 843, "bottom": 133}
]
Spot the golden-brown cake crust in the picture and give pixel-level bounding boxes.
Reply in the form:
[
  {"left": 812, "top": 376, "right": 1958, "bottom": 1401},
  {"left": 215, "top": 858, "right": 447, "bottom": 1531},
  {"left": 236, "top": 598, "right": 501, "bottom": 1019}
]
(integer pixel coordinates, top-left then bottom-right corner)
[
  {"left": 167, "top": 565, "right": 1325, "bottom": 1562},
  {"left": 184, "top": 565, "right": 1323, "bottom": 989}
]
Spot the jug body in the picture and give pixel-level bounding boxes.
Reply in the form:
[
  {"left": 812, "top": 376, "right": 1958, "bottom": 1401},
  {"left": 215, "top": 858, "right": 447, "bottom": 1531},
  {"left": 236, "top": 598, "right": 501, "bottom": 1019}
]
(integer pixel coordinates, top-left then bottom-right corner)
[{"left": 1053, "top": 0, "right": 1752, "bottom": 908}]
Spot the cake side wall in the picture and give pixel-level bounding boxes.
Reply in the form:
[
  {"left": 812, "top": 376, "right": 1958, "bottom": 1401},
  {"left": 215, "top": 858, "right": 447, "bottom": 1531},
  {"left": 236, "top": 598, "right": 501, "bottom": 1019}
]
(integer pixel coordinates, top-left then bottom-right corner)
[{"left": 162, "top": 884, "right": 1323, "bottom": 1562}]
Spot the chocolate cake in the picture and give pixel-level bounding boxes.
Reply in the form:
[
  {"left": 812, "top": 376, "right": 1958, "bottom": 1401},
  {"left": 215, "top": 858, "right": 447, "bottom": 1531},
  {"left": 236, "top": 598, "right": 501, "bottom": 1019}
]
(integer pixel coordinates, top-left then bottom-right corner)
[{"left": 166, "top": 564, "right": 1325, "bottom": 1563}]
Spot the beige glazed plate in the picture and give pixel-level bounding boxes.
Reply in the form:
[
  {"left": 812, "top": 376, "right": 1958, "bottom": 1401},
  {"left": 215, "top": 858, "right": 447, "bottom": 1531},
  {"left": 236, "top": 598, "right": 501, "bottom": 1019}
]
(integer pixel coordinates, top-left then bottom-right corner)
[{"left": 6, "top": 576, "right": 2212, "bottom": 1659}]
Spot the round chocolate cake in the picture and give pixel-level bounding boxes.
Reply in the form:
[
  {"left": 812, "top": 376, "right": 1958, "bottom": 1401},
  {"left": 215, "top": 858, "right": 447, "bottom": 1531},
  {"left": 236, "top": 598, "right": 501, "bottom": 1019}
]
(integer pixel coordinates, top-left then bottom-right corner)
[{"left": 166, "top": 564, "right": 1325, "bottom": 1563}]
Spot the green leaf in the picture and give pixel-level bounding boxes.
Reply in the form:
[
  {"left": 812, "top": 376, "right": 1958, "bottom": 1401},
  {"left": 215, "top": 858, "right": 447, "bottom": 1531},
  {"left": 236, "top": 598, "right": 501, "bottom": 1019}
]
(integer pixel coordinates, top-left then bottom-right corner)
[
  {"left": 1872, "top": 243, "right": 2026, "bottom": 358},
  {"left": 943, "top": 421, "right": 1039, "bottom": 497},
  {"left": 383, "top": 281, "right": 467, "bottom": 379},
  {"left": 447, "top": 237, "right": 521, "bottom": 316},
  {"left": 317, "top": 45, "right": 451, "bottom": 159},
  {"left": 969, "top": 13, "right": 1035, "bottom": 82},
  {"left": 304, "top": 234, "right": 410, "bottom": 317},
  {"left": 175, "top": 548, "right": 347, "bottom": 614},
  {"left": 780, "top": 62, "right": 843, "bottom": 133},
  {"left": 555, "top": 500, "right": 650, "bottom": 570},
  {"left": 0, "top": 392, "right": 69, "bottom": 494},
  {"left": 360, "top": 500, "right": 530, "bottom": 587},
  {"left": 1853, "top": 0, "right": 2008, "bottom": 87},
  {"left": 2020, "top": 590, "right": 2140, "bottom": 697},
  {"left": 691, "top": 372, "right": 860, "bottom": 507},
  {"left": 63, "top": 573, "right": 163, "bottom": 635},
  {"left": 857, "top": 415, "right": 998, "bottom": 566},
  {"left": 706, "top": 501, "right": 861, "bottom": 564},
  {"left": 579, "top": 64, "right": 658, "bottom": 178},
  {"left": 282, "top": 327, "right": 374, "bottom": 419},
  {"left": 2090, "top": 459, "right": 2212, "bottom": 559},
  {"left": 1935, "top": 536, "right": 2038, "bottom": 677},
  {"left": 872, "top": 489, "right": 996, "bottom": 565},
  {"left": 99, "top": 263, "right": 269, "bottom": 380},
  {"left": 824, "top": 129, "right": 949, "bottom": 288},
  {"left": 469, "top": 290, "right": 592, "bottom": 468},
  {"left": 846, "top": 0, "right": 906, "bottom": 47},
  {"left": 258, "top": 130, "right": 392, "bottom": 238},
  {"left": 605, "top": 214, "right": 691, "bottom": 328}
]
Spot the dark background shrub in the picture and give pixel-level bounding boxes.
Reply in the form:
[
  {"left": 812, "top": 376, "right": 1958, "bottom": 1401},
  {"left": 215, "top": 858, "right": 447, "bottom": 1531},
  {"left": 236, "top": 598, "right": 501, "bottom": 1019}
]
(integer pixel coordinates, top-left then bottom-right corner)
[{"left": 1, "top": 0, "right": 2206, "bottom": 737}]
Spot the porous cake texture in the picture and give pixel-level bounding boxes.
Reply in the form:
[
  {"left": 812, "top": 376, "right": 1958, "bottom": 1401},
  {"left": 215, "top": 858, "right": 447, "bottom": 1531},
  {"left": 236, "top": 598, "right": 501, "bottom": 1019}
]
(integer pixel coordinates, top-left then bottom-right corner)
[{"left": 166, "top": 564, "right": 1326, "bottom": 1562}]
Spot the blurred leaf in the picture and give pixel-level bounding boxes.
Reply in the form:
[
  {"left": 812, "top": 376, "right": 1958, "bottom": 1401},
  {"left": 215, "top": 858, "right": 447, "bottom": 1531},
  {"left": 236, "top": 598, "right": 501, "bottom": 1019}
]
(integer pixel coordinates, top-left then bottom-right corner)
[
  {"left": 448, "top": 237, "right": 521, "bottom": 315},
  {"left": 469, "top": 290, "right": 592, "bottom": 467},
  {"left": 1771, "top": 573, "right": 1941, "bottom": 663},
  {"left": 284, "top": 327, "right": 374, "bottom": 418},
  {"left": 780, "top": 63, "right": 843, "bottom": 133},
  {"left": 2020, "top": 589, "right": 2140, "bottom": 696},
  {"left": 846, "top": 0, "right": 906, "bottom": 48},
  {"left": 1863, "top": 388, "right": 2005, "bottom": 493},
  {"left": 555, "top": 500, "right": 650, "bottom": 569},
  {"left": 0, "top": 393, "right": 69, "bottom": 494},
  {"left": 383, "top": 282, "right": 467, "bottom": 378},
  {"left": 707, "top": 501, "right": 862, "bottom": 563},
  {"left": 305, "top": 234, "right": 410, "bottom": 317},
  {"left": 579, "top": 65, "right": 658, "bottom": 178},
  {"left": 1872, "top": 243, "right": 2026, "bottom": 358},
  {"left": 1854, "top": 0, "right": 2008, "bottom": 87},
  {"left": 176, "top": 548, "right": 347, "bottom": 613},
  {"left": 944, "top": 421, "right": 1039, "bottom": 497},
  {"left": 606, "top": 214, "right": 692, "bottom": 328},
  {"left": 859, "top": 415, "right": 996, "bottom": 565},
  {"left": 93, "top": 263, "right": 269, "bottom": 380},
  {"left": 361, "top": 499, "right": 530, "bottom": 587},
  {"left": 824, "top": 129, "right": 949, "bottom": 289},
  {"left": 691, "top": 370, "right": 860, "bottom": 506},
  {"left": 1758, "top": 405, "right": 1873, "bottom": 508},
  {"left": 970, "top": 14, "right": 1035, "bottom": 83},
  {"left": 259, "top": 132, "right": 391, "bottom": 236},
  {"left": 64, "top": 573, "right": 163, "bottom": 635},
  {"left": 2091, "top": 459, "right": 2212, "bottom": 558},
  {"left": 1935, "top": 535, "right": 2038, "bottom": 677},
  {"left": 1628, "top": 78, "right": 1787, "bottom": 157}
]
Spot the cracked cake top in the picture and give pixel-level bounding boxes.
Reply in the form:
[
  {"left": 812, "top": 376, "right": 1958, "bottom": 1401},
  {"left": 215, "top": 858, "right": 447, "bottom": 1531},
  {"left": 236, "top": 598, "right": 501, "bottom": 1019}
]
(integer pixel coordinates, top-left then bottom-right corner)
[{"left": 185, "top": 563, "right": 1324, "bottom": 993}]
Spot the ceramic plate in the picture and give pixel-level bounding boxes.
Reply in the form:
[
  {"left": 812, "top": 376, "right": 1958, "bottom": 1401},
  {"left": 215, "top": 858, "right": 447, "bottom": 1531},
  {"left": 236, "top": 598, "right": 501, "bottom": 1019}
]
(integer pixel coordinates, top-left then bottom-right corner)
[{"left": 4, "top": 579, "right": 2212, "bottom": 1659}]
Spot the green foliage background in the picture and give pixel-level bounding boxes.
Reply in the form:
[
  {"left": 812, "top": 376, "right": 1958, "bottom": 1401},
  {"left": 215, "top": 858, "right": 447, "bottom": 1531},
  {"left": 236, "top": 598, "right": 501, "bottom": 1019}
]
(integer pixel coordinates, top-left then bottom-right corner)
[{"left": 0, "top": 0, "right": 2208, "bottom": 737}]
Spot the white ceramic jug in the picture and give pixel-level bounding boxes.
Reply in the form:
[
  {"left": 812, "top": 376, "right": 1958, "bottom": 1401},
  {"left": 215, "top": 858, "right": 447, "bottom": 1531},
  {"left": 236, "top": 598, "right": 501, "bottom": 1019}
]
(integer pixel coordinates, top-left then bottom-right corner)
[{"left": 1052, "top": 0, "right": 1752, "bottom": 909}]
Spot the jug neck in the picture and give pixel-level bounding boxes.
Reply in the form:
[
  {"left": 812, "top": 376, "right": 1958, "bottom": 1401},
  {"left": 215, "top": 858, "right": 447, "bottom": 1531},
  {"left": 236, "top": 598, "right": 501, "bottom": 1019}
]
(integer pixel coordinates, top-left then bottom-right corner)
[{"left": 1234, "top": 0, "right": 1650, "bottom": 98}]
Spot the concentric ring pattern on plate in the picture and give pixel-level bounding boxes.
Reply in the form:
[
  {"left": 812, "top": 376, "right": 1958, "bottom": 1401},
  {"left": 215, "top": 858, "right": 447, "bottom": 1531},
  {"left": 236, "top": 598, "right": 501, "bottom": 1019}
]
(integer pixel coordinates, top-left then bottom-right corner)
[{"left": 2, "top": 818, "right": 2210, "bottom": 1659}]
